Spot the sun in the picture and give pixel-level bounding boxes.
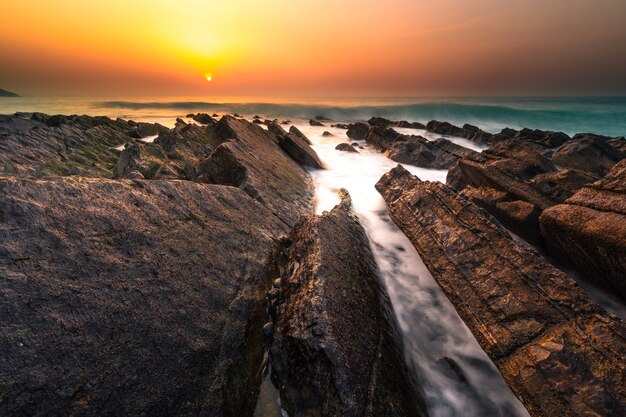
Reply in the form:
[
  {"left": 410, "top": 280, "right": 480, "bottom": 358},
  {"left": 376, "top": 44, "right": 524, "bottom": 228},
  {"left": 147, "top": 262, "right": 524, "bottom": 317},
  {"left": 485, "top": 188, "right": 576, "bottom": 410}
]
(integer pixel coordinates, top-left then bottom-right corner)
[{"left": 205, "top": 73, "right": 213, "bottom": 82}]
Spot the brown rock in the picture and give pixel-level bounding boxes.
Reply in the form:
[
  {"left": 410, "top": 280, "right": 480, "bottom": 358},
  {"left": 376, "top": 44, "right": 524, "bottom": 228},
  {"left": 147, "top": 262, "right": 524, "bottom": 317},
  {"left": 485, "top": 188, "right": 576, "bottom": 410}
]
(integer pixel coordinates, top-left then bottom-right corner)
[
  {"left": 346, "top": 122, "right": 370, "bottom": 141},
  {"left": 552, "top": 135, "right": 625, "bottom": 177},
  {"left": 376, "top": 165, "right": 626, "bottom": 417},
  {"left": 540, "top": 159, "right": 626, "bottom": 299},
  {"left": 277, "top": 132, "right": 324, "bottom": 169},
  {"left": 335, "top": 143, "right": 359, "bottom": 153},
  {"left": 288, "top": 125, "right": 312, "bottom": 145},
  {"left": 271, "top": 191, "right": 427, "bottom": 417},
  {"left": 309, "top": 119, "right": 325, "bottom": 126}
]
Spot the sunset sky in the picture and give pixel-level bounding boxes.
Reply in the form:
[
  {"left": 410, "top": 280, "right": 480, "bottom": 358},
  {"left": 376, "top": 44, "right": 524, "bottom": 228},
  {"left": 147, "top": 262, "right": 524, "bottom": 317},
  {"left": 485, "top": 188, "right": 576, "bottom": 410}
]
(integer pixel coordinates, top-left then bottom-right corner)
[{"left": 1, "top": 0, "right": 625, "bottom": 97}]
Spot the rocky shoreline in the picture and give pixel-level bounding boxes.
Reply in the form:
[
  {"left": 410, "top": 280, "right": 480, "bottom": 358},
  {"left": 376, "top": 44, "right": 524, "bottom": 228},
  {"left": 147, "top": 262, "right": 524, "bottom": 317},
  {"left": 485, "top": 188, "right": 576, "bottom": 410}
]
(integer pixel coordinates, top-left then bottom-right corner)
[{"left": 1, "top": 111, "right": 624, "bottom": 416}]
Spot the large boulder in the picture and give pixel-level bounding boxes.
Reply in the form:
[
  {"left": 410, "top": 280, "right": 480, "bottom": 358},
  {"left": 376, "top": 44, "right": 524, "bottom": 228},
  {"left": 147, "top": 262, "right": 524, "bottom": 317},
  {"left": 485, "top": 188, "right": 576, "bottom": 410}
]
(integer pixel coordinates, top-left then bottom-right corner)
[
  {"left": 270, "top": 192, "right": 427, "bottom": 417},
  {"left": 376, "top": 166, "right": 626, "bottom": 417},
  {"left": 552, "top": 135, "right": 625, "bottom": 177},
  {"left": 540, "top": 159, "right": 626, "bottom": 299},
  {"left": 0, "top": 176, "right": 291, "bottom": 416}
]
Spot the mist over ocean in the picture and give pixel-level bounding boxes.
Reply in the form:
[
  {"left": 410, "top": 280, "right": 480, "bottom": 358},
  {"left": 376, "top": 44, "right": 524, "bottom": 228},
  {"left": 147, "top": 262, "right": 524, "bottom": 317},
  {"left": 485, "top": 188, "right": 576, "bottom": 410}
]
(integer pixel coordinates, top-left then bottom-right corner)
[{"left": 2, "top": 96, "right": 625, "bottom": 136}]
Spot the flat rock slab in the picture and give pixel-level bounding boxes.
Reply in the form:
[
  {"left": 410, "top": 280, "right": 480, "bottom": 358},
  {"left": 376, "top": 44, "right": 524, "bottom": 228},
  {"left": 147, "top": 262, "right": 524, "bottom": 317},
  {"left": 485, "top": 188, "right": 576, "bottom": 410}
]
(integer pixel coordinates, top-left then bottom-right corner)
[
  {"left": 540, "top": 159, "right": 626, "bottom": 300},
  {"left": 376, "top": 165, "right": 626, "bottom": 417},
  {"left": 0, "top": 176, "right": 289, "bottom": 416},
  {"left": 271, "top": 192, "right": 426, "bottom": 417}
]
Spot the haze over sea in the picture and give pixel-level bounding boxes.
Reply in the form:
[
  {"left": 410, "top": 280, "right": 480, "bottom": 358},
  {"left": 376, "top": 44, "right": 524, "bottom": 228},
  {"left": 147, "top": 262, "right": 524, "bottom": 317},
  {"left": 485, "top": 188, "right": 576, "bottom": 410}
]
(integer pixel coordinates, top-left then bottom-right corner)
[{"left": 1, "top": 96, "right": 625, "bottom": 137}]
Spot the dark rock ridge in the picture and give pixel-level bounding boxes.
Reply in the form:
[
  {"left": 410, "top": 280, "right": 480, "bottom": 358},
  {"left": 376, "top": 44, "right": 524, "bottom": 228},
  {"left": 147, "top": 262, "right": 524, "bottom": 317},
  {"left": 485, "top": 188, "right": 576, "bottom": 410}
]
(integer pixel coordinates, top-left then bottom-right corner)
[
  {"left": 0, "top": 88, "right": 19, "bottom": 97},
  {"left": 289, "top": 125, "right": 312, "bottom": 145},
  {"left": 0, "top": 175, "right": 291, "bottom": 416},
  {"left": 368, "top": 117, "right": 425, "bottom": 129},
  {"left": 309, "top": 119, "right": 325, "bottom": 126},
  {"left": 271, "top": 191, "right": 427, "bottom": 417},
  {"left": 426, "top": 120, "right": 494, "bottom": 145},
  {"left": 188, "top": 113, "right": 218, "bottom": 125},
  {"left": 540, "top": 159, "right": 626, "bottom": 300},
  {"left": 376, "top": 166, "right": 626, "bottom": 417},
  {"left": 360, "top": 125, "right": 479, "bottom": 170},
  {"left": 335, "top": 143, "right": 359, "bottom": 153},
  {"left": 346, "top": 122, "right": 370, "bottom": 141},
  {"left": 552, "top": 134, "right": 625, "bottom": 177}
]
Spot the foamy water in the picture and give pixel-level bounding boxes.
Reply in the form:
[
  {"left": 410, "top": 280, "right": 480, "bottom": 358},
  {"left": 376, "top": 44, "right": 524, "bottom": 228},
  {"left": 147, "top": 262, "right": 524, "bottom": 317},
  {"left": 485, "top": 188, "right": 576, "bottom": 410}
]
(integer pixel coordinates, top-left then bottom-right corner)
[{"left": 296, "top": 123, "right": 530, "bottom": 417}]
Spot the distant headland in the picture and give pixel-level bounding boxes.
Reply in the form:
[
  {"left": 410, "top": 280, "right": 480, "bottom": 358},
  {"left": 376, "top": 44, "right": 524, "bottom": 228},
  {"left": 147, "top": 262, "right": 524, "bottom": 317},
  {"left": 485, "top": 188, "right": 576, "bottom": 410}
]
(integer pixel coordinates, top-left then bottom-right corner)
[{"left": 0, "top": 88, "right": 19, "bottom": 97}]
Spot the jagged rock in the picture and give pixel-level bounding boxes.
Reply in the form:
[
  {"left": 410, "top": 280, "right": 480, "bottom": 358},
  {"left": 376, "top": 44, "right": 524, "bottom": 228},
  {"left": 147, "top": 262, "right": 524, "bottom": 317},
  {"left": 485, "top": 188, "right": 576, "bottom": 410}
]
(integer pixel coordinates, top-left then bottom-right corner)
[
  {"left": 267, "top": 121, "right": 288, "bottom": 138},
  {"left": 335, "top": 143, "right": 359, "bottom": 153},
  {"left": 277, "top": 132, "right": 324, "bottom": 169},
  {"left": 331, "top": 123, "right": 349, "bottom": 129},
  {"left": 309, "top": 119, "right": 325, "bottom": 126},
  {"left": 322, "top": 131, "right": 333, "bottom": 137},
  {"left": 368, "top": 117, "right": 425, "bottom": 129},
  {"left": 190, "top": 113, "right": 217, "bottom": 125},
  {"left": 540, "top": 159, "right": 626, "bottom": 299},
  {"left": 366, "top": 126, "right": 478, "bottom": 169},
  {"left": 0, "top": 176, "right": 291, "bottom": 416},
  {"left": 288, "top": 125, "right": 312, "bottom": 145},
  {"left": 376, "top": 165, "right": 626, "bottom": 417},
  {"left": 271, "top": 191, "right": 427, "bottom": 417},
  {"left": 570, "top": 133, "right": 626, "bottom": 153},
  {"left": 0, "top": 113, "right": 166, "bottom": 177},
  {"left": 135, "top": 122, "right": 168, "bottom": 138},
  {"left": 0, "top": 88, "right": 19, "bottom": 97},
  {"left": 198, "top": 116, "right": 313, "bottom": 227},
  {"left": 346, "top": 122, "right": 370, "bottom": 141},
  {"left": 528, "top": 168, "right": 596, "bottom": 202},
  {"left": 552, "top": 135, "right": 625, "bottom": 177},
  {"left": 426, "top": 120, "right": 493, "bottom": 144}
]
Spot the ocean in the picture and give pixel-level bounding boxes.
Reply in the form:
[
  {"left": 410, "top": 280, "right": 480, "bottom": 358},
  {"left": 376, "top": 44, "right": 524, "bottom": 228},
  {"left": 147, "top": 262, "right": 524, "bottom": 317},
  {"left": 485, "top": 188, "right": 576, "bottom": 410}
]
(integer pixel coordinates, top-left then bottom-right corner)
[{"left": 1, "top": 96, "right": 625, "bottom": 137}]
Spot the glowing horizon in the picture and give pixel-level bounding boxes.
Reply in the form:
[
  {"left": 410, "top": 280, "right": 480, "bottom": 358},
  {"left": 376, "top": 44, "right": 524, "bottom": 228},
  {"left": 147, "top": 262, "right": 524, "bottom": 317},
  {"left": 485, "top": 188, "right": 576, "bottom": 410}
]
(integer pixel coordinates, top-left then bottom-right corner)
[{"left": 1, "top": 0, "right": 625, "bottom": 97}]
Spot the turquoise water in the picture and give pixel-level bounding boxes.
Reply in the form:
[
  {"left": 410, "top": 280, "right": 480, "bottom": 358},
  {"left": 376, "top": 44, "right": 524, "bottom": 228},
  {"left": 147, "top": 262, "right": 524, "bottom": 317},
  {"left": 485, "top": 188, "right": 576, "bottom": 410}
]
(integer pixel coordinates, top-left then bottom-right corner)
[{"left": 1, "top": 96, "right": 625, "bottom": 136}]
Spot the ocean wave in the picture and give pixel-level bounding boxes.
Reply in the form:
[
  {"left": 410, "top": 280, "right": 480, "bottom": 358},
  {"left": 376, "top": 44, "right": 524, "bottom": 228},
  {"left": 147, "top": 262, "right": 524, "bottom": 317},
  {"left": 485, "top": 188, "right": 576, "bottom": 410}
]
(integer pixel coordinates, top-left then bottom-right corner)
[{"left": 97, "top": 98, "right": 626, "bottom": 136}]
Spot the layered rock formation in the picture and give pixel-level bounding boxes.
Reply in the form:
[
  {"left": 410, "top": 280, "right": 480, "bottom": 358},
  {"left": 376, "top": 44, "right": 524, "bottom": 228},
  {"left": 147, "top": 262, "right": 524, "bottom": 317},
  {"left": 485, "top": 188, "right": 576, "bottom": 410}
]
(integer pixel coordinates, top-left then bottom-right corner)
[
  {"left": 376, "top": 166, "right": 626, "bottom": 417},
  {"left": 540, "top": 159, "right": 626, "bottom": 300},
  {"left": 552, "top": 134, "right": 625, "bottom": 177},
  {"left": 448, "top": 141, "right": 595, "bottom": 245},
  {"left": 271, "top": 191, "right": 427, "bottom": 417}
]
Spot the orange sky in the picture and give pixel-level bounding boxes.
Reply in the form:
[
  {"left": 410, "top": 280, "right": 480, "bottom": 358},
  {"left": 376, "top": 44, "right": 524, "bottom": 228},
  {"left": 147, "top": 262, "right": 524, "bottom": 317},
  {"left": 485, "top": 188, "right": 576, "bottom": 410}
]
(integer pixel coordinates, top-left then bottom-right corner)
[{"left": 1, "top": 0, "right": 625, "bottom": 97}]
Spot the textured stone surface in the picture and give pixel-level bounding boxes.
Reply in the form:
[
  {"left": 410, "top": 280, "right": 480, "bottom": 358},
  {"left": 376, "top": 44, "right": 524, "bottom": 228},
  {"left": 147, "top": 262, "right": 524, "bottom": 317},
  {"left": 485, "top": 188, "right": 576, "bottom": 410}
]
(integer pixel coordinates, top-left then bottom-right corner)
[
  {"left": 540, "top": 159, "right": 626, "bottom": 299},
  {"left": 0, "top": 176, "right": 290, "bottom": 416},
  {"left": 271, "top": 192, "right": 427, "bottom": 417},
  {"left": 376, "top": 165, "right": 626, "bottom": 417},
  {"left": 552, "top": 135, "right": 625, "bottom": 177}
]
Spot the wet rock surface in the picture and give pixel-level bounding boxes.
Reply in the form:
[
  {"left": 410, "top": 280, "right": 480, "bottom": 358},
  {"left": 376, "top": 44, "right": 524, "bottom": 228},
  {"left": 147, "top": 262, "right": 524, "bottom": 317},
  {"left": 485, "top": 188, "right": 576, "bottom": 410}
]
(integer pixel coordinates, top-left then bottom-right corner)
[
  {"left": 540, "top": 159, "right": 626, "bottom": 300},
  {"left": 270, "top": 191, "right": 427, "bottom": 417},
  {"left": 376, "top": 166, "right": 626, "bottom": 417},
  {"left": 0, "top": 176, "right": 290, "bottom": 416}
]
